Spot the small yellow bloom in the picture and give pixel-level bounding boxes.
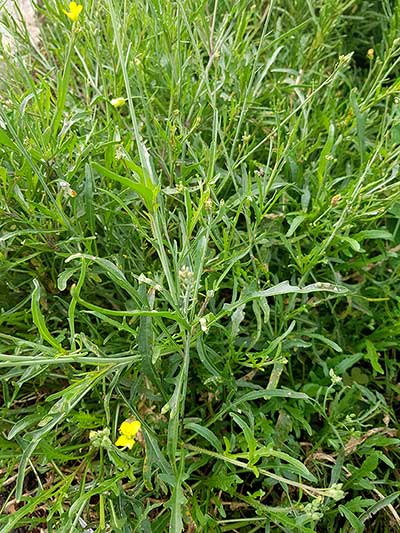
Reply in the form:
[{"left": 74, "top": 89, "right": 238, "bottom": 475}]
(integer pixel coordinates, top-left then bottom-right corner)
[
  {"left": 367, "top": 48, "right": 374, "bottom": 60},
  {"left": 110, "top": 97, "right": 126, "bottom": 108},
  {"left": 63, "top": 2, "right": 83, "bottom": 22},
  {"left": 115, "top": 418, "right": 141, "bottom": 450}
]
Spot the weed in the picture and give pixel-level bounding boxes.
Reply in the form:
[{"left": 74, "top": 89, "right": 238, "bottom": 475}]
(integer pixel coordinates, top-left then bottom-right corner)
[{"left": 0, "top": 1, "right": 399, "bottom": 531}]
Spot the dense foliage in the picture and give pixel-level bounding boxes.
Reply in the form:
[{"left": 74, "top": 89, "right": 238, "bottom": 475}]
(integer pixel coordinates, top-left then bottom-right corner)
[{"left": 0, "top": 1, "right": 399, "bottom": 531}]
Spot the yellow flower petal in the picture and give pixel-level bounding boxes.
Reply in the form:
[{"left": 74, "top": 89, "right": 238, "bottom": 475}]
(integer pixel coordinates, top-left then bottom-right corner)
[
  {"left": 64, "top": 2, "right": 83, "bottom": 22},
  {"left": 119, "top": 419, "right": 141, "bottom": 438},
  {"left": 110, "top": 97, "right": 126, "bottom": 108},
  {"left": 115, "top": 434, "right": 135, "bottom": 449}
]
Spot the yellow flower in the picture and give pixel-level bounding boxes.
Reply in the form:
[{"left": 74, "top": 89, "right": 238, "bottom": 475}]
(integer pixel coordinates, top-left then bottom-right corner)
[
  {"left": 367, "top": 48, "right": 374, "bottom": 60},
  {"left": 115, "top": 418, "right": 141, "bottom": 450},
  {"left": 63, "top": 2, "right": 83, "bottom": 22},
  {"left": 110, "top": 97, "right": 126, "bottom": 108}
]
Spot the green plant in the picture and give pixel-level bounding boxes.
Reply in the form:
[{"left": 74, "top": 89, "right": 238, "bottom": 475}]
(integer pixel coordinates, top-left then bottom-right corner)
[{"left": 0, "top": 1, "right": 399, "bottom": 531}]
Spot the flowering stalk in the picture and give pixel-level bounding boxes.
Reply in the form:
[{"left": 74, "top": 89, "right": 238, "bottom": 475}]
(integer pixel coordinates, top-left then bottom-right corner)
[{"left": 52, "top": 4, "right": 83, "bottom": 136}]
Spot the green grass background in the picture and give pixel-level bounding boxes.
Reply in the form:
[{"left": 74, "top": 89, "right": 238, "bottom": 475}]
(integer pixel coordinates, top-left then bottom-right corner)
[{"left": 0, "top": 0, "right": 400, "bottom": 531}]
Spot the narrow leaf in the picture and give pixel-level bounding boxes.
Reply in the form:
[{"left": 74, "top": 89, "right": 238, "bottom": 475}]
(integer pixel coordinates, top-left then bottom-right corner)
[
  {"left": 185, "top": 423, "right": 223, "bottom": 453},
  {"left": 31, "top": 280, "right": 64, "bottom": 352},
  {"left": 92, "top": 161, "right": 158, "bottom": 212}
]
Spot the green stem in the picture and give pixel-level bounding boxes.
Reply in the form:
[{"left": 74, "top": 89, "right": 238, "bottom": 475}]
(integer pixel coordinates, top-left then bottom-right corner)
[
  {"left": 185, "top": 444, "right": 327, "bottom": 497},
  {"left": 167, "top": 332, "right": 191, "bottom": 466},
  {"left": 51, "top": 28, "right": 75, "bottom": 136},
  {"left": 68, "top": 259, "right": 87, "bottom": 350}
]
